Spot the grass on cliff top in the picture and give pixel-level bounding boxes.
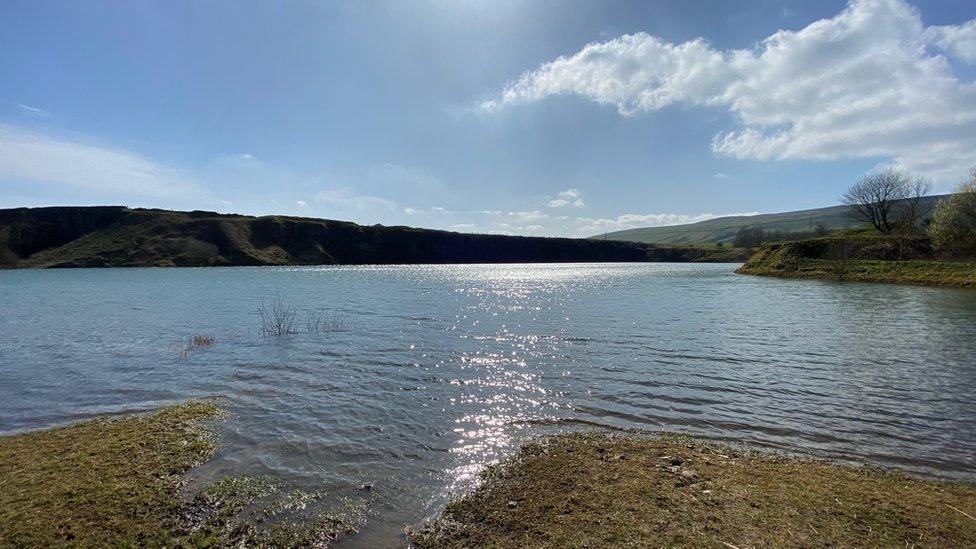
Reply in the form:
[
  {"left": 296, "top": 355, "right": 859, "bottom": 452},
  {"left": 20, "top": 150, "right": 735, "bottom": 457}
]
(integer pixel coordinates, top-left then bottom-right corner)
[
  {"left": 0, "top": 402, "right": 221, "bottom": 547},
  {"left": 411, "top": 433, "right": 976, "bottom": 548}
]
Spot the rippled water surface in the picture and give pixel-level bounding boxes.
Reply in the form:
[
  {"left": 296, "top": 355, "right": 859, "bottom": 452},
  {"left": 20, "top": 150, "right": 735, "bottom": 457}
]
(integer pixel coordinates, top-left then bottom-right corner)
[{"left": 3, "top": 263, "right": 976, "bottom": 545}]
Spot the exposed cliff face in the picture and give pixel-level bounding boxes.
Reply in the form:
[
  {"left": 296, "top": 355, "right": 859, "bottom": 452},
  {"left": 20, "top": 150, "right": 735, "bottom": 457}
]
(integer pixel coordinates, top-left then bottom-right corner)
[
  {"left": 737, "top": 233, "right": 936, "bottom": 275},
  {"left": 0, "top": 206, "right": 127, "bottom": 263},
  {"left": 0, "top": 207, "right": 749, "bottom": 268}
]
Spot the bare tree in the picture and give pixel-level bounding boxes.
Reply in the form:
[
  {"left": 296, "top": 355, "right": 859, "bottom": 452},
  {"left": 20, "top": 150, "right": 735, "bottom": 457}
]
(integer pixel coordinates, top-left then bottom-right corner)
[
  {"left": 841, "top": 169, "right": 928, "bottom": 234},
  {"left": 896, "top": 175, "right": 932, "bottom": 234}
]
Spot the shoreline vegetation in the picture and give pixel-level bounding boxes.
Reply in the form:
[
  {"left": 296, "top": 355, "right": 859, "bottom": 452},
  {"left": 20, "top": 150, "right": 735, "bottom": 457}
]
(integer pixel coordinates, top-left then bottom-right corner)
[
  {"left": 0, "top": 403, "right": 359, "bottom": 548},
  {"left": 4, "top": 405, "right": 976, "bottom": 547},
  {"left": 412, "top": 433, "right": 976, "bottom": 548},
  {"left": 736, "top": 168, "right": 976, "bottom": 288},
  {"left": 738, "top": 170, "right": 976, "bottom": 289},
  {"left": 736, "top": 232, "right": 976, "bottom": 288}
]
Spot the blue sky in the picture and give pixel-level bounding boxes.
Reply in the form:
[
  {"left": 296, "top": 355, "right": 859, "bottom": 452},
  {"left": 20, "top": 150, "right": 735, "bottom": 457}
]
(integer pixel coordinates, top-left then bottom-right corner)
[{"left": 1, "top": 0, "right": 975, "bottom": 236}]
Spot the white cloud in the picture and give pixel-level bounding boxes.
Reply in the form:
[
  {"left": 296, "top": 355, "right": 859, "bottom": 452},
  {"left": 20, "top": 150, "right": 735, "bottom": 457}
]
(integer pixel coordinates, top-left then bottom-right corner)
[
  {"left": 574, "top": 211, "right": 759, "bottom": 236},
  {"left": 0, "top": 123, "right": 197, "bottom": 198},
  {"left": 313, "top": 189, "right": 397, "bottom": 212},
  {"left": 296, "top": 200, "right": 307, "bottom": 207},
  {"left": 713, "top": 172, "right": 728, "bottom": 179},
  {"left": 484, "top": 0, "right": 976, "bottom": 181},
  {"left": 481, "top": 34, "right": 731, "bottom": 115},
  {"left": 545, "top": 187, "right": 586, "bottom": 208},
  {"left": 402, "top": 205, "right": 455, "bottom": 217},
  {"left": 507, "top": 210, "right": 548, "bottom": 222},
  {"left": 925, "top": 19, "right": 976, "bottom": 63},
  {"left": 386, "top": 197, "right": 757, "bottom": 239},
  {"left": 14, "top": 103, "right": 50, "bottom": 117}
]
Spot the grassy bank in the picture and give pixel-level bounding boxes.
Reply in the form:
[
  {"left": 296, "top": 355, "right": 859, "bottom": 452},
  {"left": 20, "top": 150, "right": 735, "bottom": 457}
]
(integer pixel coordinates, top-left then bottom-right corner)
[
  {"left": 739, "top": 257, "right": 976, "bottom": 287},
  {"left": 412, "top": 433, "right": 976, "bottom": 548},
  {"left": 0, "top": 402, "right": 221, "bottom": 547},
  {"left": 736, "top": 233, "right": 976, "bottom": 288},
  {"left": 0, "top": 403, "right": 358, "bottom": 548}
]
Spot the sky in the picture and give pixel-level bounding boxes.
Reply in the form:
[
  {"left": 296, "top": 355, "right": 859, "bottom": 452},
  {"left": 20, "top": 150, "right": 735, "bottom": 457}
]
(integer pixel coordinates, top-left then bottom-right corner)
[{"left": 1, "top": 0, "right": 975, "bottom": 237}]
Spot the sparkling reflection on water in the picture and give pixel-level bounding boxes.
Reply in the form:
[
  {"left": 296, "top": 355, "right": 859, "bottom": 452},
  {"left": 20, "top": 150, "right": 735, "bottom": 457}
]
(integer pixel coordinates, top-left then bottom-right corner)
[{"left": 2, "top": 263, "right": 976, "bottom": 546}]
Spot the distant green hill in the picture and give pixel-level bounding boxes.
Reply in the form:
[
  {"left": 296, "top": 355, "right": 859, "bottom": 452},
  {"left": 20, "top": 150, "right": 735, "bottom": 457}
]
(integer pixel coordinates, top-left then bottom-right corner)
[{"left": 593, "top": 196, "right": 947, "bottom": 245}]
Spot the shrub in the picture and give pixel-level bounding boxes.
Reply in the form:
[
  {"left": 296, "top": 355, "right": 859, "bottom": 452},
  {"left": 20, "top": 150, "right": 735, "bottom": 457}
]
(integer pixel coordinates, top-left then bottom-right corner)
[
  {"left": 305, "top": 308, "right": 347, "bottom": 333},
  {"left": 260, "top": 294, "right": 348, "bottom": 336},
  {"left": 181, "top": 334, "right": 216, "bottom": 357},
  {"left": 260, "top": 294, "right": 298, "bottom": 336},
  {"left": 928, "top": 170, "right": 976, "bottom": 258},
  {"left": 191, "top": 334, "right": 216, "bottom": 346}
]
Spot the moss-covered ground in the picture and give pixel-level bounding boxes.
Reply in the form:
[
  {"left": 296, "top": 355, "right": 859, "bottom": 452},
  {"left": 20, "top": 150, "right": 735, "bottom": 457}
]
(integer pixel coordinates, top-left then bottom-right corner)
[
  {"left": 738, "top": 257, "right": 976, "bottom": 287},
  {"left": 0, "top": 402, "right": 360, "bottom": 548},
  {"left": 6, "top": 405, "right": 975, "bottom": 548},
  {"left": 412, "top": 433, "right": 976, "bottom": 548}
]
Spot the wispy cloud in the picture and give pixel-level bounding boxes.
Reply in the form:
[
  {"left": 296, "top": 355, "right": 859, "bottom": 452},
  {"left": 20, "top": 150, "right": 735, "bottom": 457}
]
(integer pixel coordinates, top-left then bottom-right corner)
[
  {"left": 312, "top": 189, "right": 397, "bottom": 213},
  {"left": 14, "top": 103, "right": 50, "bottom": 117},
  {"left": 507, "top": 210, "right": 548, "bottom": 222},
  {"left": 393, "top": 199, "right": 757, "bottom": 238},
  {"left": 0, "top": 123, "right": 197, "bottom": 198},
  {"left": 574, "top": 212, "right": 758, "bottom": 236}
]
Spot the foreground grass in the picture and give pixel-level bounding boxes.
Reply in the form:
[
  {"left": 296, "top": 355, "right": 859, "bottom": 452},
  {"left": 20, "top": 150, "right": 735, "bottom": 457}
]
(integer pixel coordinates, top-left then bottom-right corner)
[
  {"left": 0, "top": 402, "right": 221, "bottom": 547},
  {"left": 0, "top": 403, "right": 359, "bottom": 548},
  {"left": 738, "top": 258, "right": 976, "bottom": 287},
  {"left": 412, "top": 433, "right": 976, "bottom": 548}
]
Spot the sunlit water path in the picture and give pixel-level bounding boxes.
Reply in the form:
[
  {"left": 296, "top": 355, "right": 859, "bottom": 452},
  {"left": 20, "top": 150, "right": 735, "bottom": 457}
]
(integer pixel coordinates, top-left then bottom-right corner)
[{"left": 2, "top": 263, "right": 976, "bottom": 546}]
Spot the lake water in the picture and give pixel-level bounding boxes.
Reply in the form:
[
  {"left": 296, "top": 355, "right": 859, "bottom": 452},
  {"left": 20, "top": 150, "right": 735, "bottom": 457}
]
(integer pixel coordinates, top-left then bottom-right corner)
[{"left": 2, "top": 263, "right": 976, "bottom": 546}]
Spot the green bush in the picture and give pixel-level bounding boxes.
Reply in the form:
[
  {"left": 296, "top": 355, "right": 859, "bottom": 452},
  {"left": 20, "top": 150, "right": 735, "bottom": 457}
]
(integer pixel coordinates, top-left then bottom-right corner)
[{"left": 928, "top": 171, "right": 976, "bottom": 258}]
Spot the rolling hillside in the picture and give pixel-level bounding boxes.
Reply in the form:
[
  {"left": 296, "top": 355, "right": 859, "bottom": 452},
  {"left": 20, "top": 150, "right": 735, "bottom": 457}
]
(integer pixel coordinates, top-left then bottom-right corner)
[
  {"left": 593, "top": 196, "right": 947, "bottom": 245},
  {"left": 0, "top": 206, "right": 750, "bottom": 268}
]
